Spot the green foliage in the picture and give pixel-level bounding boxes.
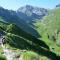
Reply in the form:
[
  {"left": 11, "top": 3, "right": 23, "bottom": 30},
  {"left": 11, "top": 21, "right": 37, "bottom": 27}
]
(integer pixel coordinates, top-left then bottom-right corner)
[
  {"left": 0, "top": 17, "right": 8, "bottom": 31},
  {"left": 42, "top": 8, "right": 60, "bottom": 40},
  {"left": 6, "top": 24, "right": 14, "bottom": 32},
  {"left": 6, "top": 23, "right": 49, "bottom": 49},
  {"left": 34, "top": 8, "right": 60, "bottom": 56},
  {"left": 0, "top": 47, "right": 6, "bottom": 60},
  {"left": 23, "top": 51, "right": 39, "bottom": 60},
  {"left": 0, "top": 55, "right": 7, "bottom": 60},
  {"left": 23, "top": 51, "right": 51, "bottom": 60}
]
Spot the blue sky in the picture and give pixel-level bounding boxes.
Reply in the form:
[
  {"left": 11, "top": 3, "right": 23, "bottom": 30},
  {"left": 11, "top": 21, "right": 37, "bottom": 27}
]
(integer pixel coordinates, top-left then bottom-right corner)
[{"left": 0, "top": 0, "right": 60, "bottom": 10}]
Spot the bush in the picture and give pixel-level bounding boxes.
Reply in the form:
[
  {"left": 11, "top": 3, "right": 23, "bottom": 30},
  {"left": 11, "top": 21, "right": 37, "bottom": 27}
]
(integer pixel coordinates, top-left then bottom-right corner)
[{"left": 0, "top": 55, "right": 7, "bottom": 60}]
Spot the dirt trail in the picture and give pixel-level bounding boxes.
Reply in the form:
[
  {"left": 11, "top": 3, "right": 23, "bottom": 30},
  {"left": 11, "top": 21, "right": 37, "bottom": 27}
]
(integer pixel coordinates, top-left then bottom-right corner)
[{"left": 0, "top": 36, "right": 23, "bottom": 60}]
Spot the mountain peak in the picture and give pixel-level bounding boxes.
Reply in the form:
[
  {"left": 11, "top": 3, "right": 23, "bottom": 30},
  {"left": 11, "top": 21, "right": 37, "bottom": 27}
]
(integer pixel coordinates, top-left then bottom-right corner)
[
  {"left": 25, "top": 5, "right": 33, "bottom": 8},
  {"left": 56, "top": 4, "right": 60, "bottom": 7},
  {"left": 17, "top": 5, "right": 34, "bottom": 12},
  {"left": 17, "top": 5, "right": 48, "bottom": 16}
]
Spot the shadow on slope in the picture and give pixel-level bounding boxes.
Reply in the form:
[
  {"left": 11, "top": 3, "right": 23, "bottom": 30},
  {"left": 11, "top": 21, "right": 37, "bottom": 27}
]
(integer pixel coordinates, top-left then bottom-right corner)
[
  {"left": 5, "top": 24, "right": 60, "bottom": 60},
  {"left": 0, "top": 7, "right": 40, "bottom": 38},
  {"left": 0, "top": 22, "right": 60, "bottom": 60},
  {"left": 6, "top": 34, "right": 60, "bottom": 60},
  {"left": 6, "top": 24, "right": 49, "bottom": 49}
]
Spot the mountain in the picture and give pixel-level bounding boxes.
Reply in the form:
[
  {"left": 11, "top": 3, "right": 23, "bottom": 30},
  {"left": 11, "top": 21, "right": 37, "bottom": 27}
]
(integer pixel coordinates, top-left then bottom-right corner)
[
  {"left": 0, "top": 5, "right": 60, "bottom": 60},
  {"left": 0, "top": 5, "right": 48, "bottom": 37},
  {"left": 17, "top": 5, "right": 48, "bottom": 24},
  {"left": 56, "top": 4, "right": 60, "bottom": 7},
  {"left": 0, "top": 6, "right": 40, "bottom": 37},
  {"left": 34, "top": 7, "right": 60, "bottom": 57},
  {"left": 0, "top": 7, "right": 19, "bottom": 23}
]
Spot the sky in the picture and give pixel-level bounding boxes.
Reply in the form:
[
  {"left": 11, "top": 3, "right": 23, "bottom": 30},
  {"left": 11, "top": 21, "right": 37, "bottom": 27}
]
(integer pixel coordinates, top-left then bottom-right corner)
[{"left": 0, "top": 0, "right": 60, "bottom": 10}]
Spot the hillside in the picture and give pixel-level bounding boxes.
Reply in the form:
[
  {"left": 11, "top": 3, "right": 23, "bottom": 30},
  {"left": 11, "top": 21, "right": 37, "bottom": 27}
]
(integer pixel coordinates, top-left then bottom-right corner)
[
  {"left": 0, "top": 4, "right": 60, "bottom": 60},
  {"left": 0, "top": 5, "right": 48, "bottom": 38},
  {"left": 34, "top": 7, "right": 60, "bottom": 59},
  {"left": 42, "top": 8, "right": 60, "bottom": 45},
  {"left": 0, "top": 17, "right": 60, "bottom": 60},
  {"left": 0, "top": 17, "right": 49, "bottom": 60}
]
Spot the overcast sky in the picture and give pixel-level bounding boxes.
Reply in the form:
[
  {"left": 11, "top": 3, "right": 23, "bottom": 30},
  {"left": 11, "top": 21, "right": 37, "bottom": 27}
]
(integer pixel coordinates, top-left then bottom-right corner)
[{"left": 0, "top": 0, "right": 60, "bottom": 10}]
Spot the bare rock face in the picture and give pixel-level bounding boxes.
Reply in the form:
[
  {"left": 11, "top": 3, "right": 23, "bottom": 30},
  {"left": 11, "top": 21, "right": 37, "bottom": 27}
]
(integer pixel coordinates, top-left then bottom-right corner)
[{"left": 17, "top": 5, "right": 48, "bottom": 23}]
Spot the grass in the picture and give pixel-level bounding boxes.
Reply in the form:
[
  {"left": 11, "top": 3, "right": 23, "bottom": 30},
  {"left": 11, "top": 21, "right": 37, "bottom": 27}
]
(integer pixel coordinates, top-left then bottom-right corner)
[
  {"left": 23, "top": 51, "right": 51, "bottom": 60},
  {"left": 36, "top": 28, "right": 60, "bottom": 56},
  {"left": 23, "top": 51, "right": 39, "bottom": 60},
  {"left": 0, "top": 46, "right": 3, "bottom": 54},
  {"left": 41, "top": 33, "right": 60, "bottom": 56},
  {"left": 0, "top": 55, "right": 7, "bottom": 60},
  {"left": 34, "top": 21, "right": 60, "bottom": 56},
  {"left": 0, "top": 46, "right": 7, "bottom": 60},
  {"left": 39, "top": 55, "right": 51, "bottom": 60}
]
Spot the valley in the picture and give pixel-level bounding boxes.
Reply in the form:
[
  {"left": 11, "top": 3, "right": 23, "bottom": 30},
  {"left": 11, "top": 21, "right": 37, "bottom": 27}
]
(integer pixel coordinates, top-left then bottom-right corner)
[{"left": 0, "top": 3, "right": 60, "bottom": 60}]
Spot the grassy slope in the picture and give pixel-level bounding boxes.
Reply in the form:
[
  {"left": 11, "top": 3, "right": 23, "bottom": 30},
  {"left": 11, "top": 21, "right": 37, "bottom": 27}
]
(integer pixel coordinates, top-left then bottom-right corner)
[
  {"left": 34, "top": 8, "right": 60, "bottom": 56},
  {"left": 0, "top": 17, "right": 52, "bottom": 60}
]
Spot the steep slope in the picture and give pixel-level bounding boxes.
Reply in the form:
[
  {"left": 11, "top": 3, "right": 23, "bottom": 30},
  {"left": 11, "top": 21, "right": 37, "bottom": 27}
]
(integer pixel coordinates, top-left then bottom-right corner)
[
  {"left": 6, "top": 24, "right": 49, "bottom": 50},
  {"left": 16, "top": 5, "right": 48, "bottom": 37},
  {"left": 42, "top": 8, "right": 60, "bottom": 44},
  {"left": 0, "top": 7, "right": 60, "bottom": 60},
  {"left": 0, "top": 5, "right": 48, "bottom": 38},
  {"left": 0, "top": 17, "right": 49, "bottom": 49},
  {"left": 0, "top": 18, "right": 60, "bottom": 60},
  {"left": 0, "top": 7, "right": 40, "bottom": 37},
  {"left": 34, "top": 7, "right": 60, "bottom": 56}
]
